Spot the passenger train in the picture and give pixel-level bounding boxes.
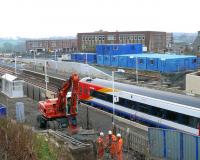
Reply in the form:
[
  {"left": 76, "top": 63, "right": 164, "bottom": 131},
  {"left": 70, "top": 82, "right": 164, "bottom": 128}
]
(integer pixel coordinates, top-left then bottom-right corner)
[{"left": 78, "top": 77, "right": 200, "bottom": 135}]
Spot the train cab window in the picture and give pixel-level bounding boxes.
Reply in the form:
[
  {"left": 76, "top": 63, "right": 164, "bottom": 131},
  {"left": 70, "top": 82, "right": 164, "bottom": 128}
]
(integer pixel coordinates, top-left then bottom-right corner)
[
  {"left": 90, "top": 90, "right": 111, "bottom": 102},
  {"left": 79, "top": 86, "right": 82, "bottom": 94},
  {"left": 84, "top": 88, "right": 88, "bottom": 95}
]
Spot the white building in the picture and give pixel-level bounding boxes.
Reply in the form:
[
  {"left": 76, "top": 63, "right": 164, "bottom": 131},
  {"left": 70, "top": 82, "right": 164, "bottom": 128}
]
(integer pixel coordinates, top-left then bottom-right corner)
[
  {"left": 186, "top": 71, "right": 200, "bottom": 95},
  {"left": 1, "top": 74, "right": 24, "bottom": 98}
]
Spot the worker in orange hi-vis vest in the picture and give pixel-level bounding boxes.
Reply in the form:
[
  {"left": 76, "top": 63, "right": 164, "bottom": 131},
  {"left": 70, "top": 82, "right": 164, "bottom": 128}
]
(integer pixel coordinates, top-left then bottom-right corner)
[
  {"left": 116, "top": 133, "right": 123, "bottom": 160},
  {"left": 96, "top": 132, "right": 105, "bottom": 160},
  {"left": 106, "top": 130, "right": 117, "bottom": 159}
]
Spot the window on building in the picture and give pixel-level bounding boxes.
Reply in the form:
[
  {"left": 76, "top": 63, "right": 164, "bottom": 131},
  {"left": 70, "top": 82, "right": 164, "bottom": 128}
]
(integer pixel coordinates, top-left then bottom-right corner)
[
  {"left": 193, "top": 59, "right": 197, "bottom": 63},
  {"left": 113, "top": 46, "right": 119, "bottom": 50},
  {"left": 134, "top": 36, "right": 137, "bottom": 40},
  {"left": 139, "top": 59, "right": 143, "bottom": 64},
  {"left": 150, "top": 60, "right": 154, "bottom": 64},
  {"left": 142, "top": 36, "right": 145, "bottom": 40}
]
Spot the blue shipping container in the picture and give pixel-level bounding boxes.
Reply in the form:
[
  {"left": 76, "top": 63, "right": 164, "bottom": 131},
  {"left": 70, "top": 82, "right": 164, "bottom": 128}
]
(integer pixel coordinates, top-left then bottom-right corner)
[
  {"left": 198, "top": 57, "right": 200, "bottom": 68},
  {"left": 146, "top": 58, "right": 159, "bottom": 71},
  {"left": 127, "top": 56, "right": 136, "bottom": 68},
  {"left": 97, "top": 55, "right": 104, "bottom": 65},
  {"left": 118, "top": 56, "right": 128, "bottom": 68},
  {"left": 104, "top": 55, "right": 111, "bottom": 66},
  {"left": 0, "top": 104, "right": 7, "bottom": 117},
  {"left": 71, "top": 54, "right": 76, "bottom": 61},
  {"left": 96, "top": 44, "right": 143, "bottom": 55},
  {"left": 71, "top": 53, "right": 96, "bottom": 63},
  {"left": 111, "top": 55, "right": 119, "bottom": 67},
  {"left": 137, "top": 57, "right": 147, "bottom": 70},
  {"left": 188, "top": 57, "right": 198, "bottom": 70}
]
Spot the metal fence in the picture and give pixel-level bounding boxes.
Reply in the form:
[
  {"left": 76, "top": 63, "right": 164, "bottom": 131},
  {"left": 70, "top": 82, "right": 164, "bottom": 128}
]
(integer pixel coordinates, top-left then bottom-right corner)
[
  {"left": 149, "top": 128, "right": 200, "bottom": 160},
  {"left": 116, "top": 125, "right": 149, "bottom": 155}
]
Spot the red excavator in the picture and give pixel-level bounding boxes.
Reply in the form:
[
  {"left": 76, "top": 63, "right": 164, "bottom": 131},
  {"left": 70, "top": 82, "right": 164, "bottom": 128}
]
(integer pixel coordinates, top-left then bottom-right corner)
[{"left": 37, "top": 73, "right": 79, "bottom": 130}]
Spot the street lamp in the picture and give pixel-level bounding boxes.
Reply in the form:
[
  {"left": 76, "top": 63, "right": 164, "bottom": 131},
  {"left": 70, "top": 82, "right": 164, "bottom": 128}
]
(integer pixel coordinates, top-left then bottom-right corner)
[
  {"left": 54, "top": 49, "right": 57, "bottom": 61},
  {"left": 136, "top": 56, "right": 138, "bottom": 84},
  {"left": 44, "top": 60, "right": 49, "bottom": 96},
  {"left": 112, "top": 70, "right": 124, "bottom": 127},
  {"left": 34, "top": 50, "right": 36, "bottom": 71},
  {"left": 14, "top": 56, "right": 17, "bottom": 74},
  {"left": 34, "top": 50, "right": 36, "bottom": 65}
]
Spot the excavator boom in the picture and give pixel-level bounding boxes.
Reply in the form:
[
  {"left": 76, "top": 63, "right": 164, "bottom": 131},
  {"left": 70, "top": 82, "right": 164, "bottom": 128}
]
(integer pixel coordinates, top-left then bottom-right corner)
[{"left": 38, "top": 73, "right": 79, "bottom": 129}]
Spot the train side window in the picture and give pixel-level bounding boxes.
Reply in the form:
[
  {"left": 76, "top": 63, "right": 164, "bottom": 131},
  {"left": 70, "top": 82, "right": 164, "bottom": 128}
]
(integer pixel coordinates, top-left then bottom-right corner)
[
  {"left": 189, "top": 117, "right": 198, "bottom": 128},
  {"left": 126, "top": 100, "right": 135, "bottom": 109},
  {"left": 182, "top": 115, "right": 190, "bottom": 126},
  {"left": 137, "top": 104, "right": 149, "bottom": 114},
  {"left": 165, "top": 110, "right": 177, "bottom": 122},
  {"left": 117, "top": 97, "right": 126, "bottom": 106},
  {"left": 107, "top": 94, "right": 113, "bottom": 103}
]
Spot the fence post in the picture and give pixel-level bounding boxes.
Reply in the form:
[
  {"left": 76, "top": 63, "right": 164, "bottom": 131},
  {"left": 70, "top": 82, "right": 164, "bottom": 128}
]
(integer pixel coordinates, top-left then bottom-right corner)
[
  {"left": 163, "top": 130, "right": 167, "bottom": 159},
  {"left": 196, "top": 136, "right": 198, "bottom": 160},
  {"left": 180, "top": 132, "right": 183, "bottom": 160}
]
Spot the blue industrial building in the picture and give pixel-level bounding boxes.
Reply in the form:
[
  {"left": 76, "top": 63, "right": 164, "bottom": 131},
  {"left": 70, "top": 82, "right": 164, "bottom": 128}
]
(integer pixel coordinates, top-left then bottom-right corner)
[
  {"left": 97, "top": 53, "right": 197, "bottom": 73},
  {"left": 197, "top": 57, "right": 200, "bottom": 68},
  {"left": 71, "top": 53, "right": 96, "bottom": 63},
  {"left": 96, "top": 44, "right": 143, "bottom": 55}
]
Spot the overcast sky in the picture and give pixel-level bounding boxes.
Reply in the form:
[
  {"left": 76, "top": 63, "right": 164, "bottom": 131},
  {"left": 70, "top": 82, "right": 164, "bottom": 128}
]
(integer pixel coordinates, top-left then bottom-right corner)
[{"left": 0, "top": 0, "right": 199, "bottom": 38}]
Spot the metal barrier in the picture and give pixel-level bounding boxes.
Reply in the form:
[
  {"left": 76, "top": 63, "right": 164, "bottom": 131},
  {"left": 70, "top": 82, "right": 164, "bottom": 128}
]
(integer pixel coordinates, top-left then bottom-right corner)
[
  {"left": 115, "top": 125, "right": 149, "bottom": 155},
  {"left": 149, "top": 128, "right": 200, "bottom": 160}
]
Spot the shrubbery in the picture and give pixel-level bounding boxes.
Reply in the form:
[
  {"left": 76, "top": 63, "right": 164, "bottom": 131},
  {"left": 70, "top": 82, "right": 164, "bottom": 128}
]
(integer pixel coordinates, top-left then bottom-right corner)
[{"left": 0, "top": 118, "right": 60, "bottom": 160}]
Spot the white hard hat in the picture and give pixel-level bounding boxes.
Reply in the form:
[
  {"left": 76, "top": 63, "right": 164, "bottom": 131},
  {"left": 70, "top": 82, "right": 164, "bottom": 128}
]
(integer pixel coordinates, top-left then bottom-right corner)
[
  {"left": 108, "top": 130, "right": 112, "bottom": 135},
  {"left": 100, "top": 132, "right": 104, "bottom": 136},
  {"left": 117, "top": 133, "right": 121, "bottom": 137}
]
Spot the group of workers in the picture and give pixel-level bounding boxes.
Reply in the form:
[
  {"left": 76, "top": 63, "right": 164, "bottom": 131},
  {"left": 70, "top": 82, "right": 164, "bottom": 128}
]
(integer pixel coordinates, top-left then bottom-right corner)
[{"left": 96, "top": 130, "right": 123, "bottom": 160}]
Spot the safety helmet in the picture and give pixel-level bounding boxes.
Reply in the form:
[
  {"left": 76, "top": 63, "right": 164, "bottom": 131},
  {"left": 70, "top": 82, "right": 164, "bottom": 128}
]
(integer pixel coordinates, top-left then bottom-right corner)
[
  {"left": 100, "top": 132, "right": 104, "bottom": 137},
  {"left": 117, "top": 133, "right": 121, "bottom": 138},
  {"left": 108, "top": 130, "right": 112, "bottom": 135}
]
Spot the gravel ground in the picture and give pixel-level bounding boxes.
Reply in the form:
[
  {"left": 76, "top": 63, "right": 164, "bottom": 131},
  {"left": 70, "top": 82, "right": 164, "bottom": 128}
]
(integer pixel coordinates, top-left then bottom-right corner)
[{"left": 0, "top": 92, "right": 39, "bottom": 126}]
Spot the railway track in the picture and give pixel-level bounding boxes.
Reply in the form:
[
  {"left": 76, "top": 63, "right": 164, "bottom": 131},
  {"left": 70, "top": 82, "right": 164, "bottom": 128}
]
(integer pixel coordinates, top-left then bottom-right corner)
[
  {"left": 50, "top": 130, "right": 90, "bottom": 148},
  {"left": 0, "top": 65, "right": 59, "bottom": 93}
]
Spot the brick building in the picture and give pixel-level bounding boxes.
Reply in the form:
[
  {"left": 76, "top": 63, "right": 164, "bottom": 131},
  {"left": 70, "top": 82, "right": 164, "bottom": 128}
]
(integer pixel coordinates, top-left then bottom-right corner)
[
  {"left": 26, "top": 39, "right": 78, "bottom": 53},
  {"left": 77, "top": 31, "right": 169, "bottom": 52}
]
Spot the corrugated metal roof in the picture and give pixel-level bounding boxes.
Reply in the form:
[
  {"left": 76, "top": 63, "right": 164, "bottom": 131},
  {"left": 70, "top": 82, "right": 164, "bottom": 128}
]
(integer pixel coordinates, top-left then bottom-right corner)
[
  {"left": 120, "top": 53, "right": 197, "bottom": 60},
  {"left": 1, "top": 74, "right": 17, "bottom": 82}
]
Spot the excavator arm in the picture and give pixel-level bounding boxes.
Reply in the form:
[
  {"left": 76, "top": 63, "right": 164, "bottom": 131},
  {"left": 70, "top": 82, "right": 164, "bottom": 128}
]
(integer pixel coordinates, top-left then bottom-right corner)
[
  {"left": 56, "top": 73, "right": 79, "bottom": 117},
  {"left": 38, "top": 73, "right": 79, "bottom": 129}
]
